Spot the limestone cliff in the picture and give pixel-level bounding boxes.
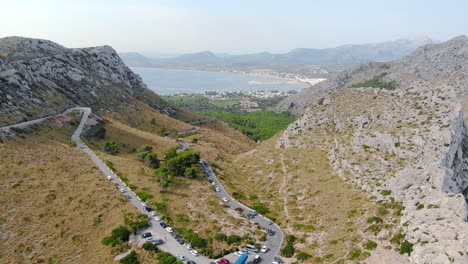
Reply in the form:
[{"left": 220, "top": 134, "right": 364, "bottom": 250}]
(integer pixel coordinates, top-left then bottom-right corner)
[{"left": 0, "top": 37, "right": 194, "bottom": 126}]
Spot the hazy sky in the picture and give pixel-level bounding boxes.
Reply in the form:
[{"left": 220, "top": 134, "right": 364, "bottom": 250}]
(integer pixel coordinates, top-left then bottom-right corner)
[{"left": 1, "top": 0, "right": 467, "bottom": 54}]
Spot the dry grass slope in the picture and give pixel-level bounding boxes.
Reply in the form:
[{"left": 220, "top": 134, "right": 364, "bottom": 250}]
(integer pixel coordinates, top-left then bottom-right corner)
[{"left": 0, "top": 120, "right": 137, "bottom": 264}]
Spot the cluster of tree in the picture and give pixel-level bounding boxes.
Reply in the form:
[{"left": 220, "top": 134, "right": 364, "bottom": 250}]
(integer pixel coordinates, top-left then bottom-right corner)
[
  {"left": 351, "top": 73, "right": 397, "bottom": 90},
  {"left": 154, "top": 148, "right": 201, "bottom": 190},
  {"left": 102, "top": 141, "right": 120, "bottom": 155},
  {"left": 137, "top": 145, "right": 160, "bottom": 168},
  {"left": 198, "top": 110, "right": 295, "bottom": 141},
  {"left": 119, "top": 251, "right": 139, "bottom": 264},
  {"left": 101, "top": 225, "right": 130, "bottom": 246}
]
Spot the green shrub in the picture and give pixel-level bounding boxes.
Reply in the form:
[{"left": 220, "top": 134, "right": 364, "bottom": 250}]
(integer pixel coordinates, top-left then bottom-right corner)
[
  {"left": 348, "top": 248, "right": 362, "bottom": 260},
  {"left": 101, "top": 225, "right": 130, "bottom": 246},
  {"left": 215, "top": 233, "right": 227, "bottom": 241},
  {"left": 252, "top": 202, "right": 270, "bottom": 215},
  {"left": 142, "top": 242, "right": 158, "bottom": 252},
  {"left": 102, "top": 141, "right": 120, "bottom": 155},
  {"left": 120, "top": 251, "right": 139, "bottom": 264},
  {"left": 281, "top": 243, "right": 295, "bottom": 257},
  {"left": 226, "top": 235, "right": 242, "bottom": 245},
  {"left": 296, "top": 252, "right": 312, "bottom": 261},
  {"left": 399, "top": 241, "right": 414, "bottom": 255},
  {"left": 136, "top": 192, "right": 153, "bottom": 202},
  {"left": 381, "top": 190, "right": 392, "bottom": 196},
  {"left": 69, "top": 140, "right": 77, "bottom": 147},
  {"left": 124, "top": 213, "right": 149, "bottom": 233},
  {"left": 351, "top": 75, "right": 397, "bottom": 90},
  {"left": 363, "top": 240, "right": 377, "bottom": 250}
]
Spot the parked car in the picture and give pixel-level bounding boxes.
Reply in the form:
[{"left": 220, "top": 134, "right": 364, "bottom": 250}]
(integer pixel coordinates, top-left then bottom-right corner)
[
  {"left": 145, "top": 206, "right": 153, "bottom": 212},
  {"left": 211, "top": 182, "right": 216, "bottom": 186},
  {"left": 125, "top": 194, "right": 131, "bottom": 199},
  {"left": 267, "top": 229, "right": 275, "bottom": 236},
  {"left": 140, "top": 232, "right": 152, "bottom": 238},
  {"left": 215, "top": 187, "right": 220, "bottom": 192},
  {"left": 152, "top": 239, "right": 164, "bottom": 245},
  {"left": 267, "top": 220, "right": 273, "bottom": 225},
  {"left": 165, "top": 227, "right": 174, "bottom": 233},
  {"left": 160, "top": 222, "right": 168, "bottom": 228},
  {"left": 177, "top": 238, "right": 185, "bottom": 244},
  {"left": 183, "top": 243, "right": 193, "bottom": 250},
  {"left": 145, "top": 237, "right": 154, "bottom": 242},
  {"left": 106, "top": 175, "right": 112, "bottom": 180},
  {"left": 154, "top": 216, "right": 162, "bottom": 221},
  {"left": 190, "top": 249, "right": 199, "bottom": 256},
  {"left": 234, "top": 251, "right": 242, "bottom": 256},
  {"left": 141, "top": 202, "right": 147, "bottom": 207},
  {"left": 151, "top": 211, "right": 157, "bottom": 216},
  {"left": 274, "top": 256, "right": 282, "bottom": 263},
  {"left": 187, "top": 261, "right": 196, "bottom": 264},
  {"left": 171, "top": 232, "right": 179, "bottom": 239},
  {"left": 253, "top": 255, "right": 261, "bottom": 263},
  {"left": 261, "top": 245, "right": 268, "bottom": 253},
  {"left": 176, "top": 254, "right": 185, "bottom": 261},
  {"left": 222, "top": 197, "right": 229, "bottom": 202},
  {"left": 235, "top": 207, "right": 244, "bottom": 212},
  {"left": 216, "top": 258, "right": 229, "bottom": 264},
  {"left": 119, "top": 188, "right": 125, "bottom": 193}
]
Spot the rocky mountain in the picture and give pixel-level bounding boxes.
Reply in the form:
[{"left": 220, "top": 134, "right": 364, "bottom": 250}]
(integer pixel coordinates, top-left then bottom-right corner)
[
  {"left": 120, "top": 37, "right": 434, "bottom": 72},
  {"left": 0, "top": 37, "right": 195, "bottom": 126},
  {"left": 276, "top": 36, "right": 468, "bottom": 115},
  {"left": 276, "top": 35, "right": 468, "bottom": 263}
]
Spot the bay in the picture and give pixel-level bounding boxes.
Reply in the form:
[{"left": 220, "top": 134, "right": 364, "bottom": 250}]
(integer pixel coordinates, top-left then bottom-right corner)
[{"left": 131, "top": 67, "right": 306, "bottom": 95}]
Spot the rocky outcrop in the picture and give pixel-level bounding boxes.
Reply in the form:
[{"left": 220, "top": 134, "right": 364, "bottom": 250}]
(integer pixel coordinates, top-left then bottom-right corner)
[
  {"left": 0, "top": 36, "right": 189, "bottom": 126},
  {"left": 276, "top": 36, "right": 468, "bottom": 263}
]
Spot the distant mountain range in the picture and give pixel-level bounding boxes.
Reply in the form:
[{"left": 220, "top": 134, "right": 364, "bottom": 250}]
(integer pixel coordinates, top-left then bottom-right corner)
[{"left": 119, "top": 36, "right": 436, "bottom": 72}]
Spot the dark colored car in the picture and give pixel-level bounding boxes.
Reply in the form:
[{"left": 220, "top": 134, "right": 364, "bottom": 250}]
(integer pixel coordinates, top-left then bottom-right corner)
[
  {"left": 217, "top": 258, "right": 229, "bottom": 264},
  {"left": 171, "top": 232, "right": 179, "bottom": 239},
  {"left": 187, "top": 261, "right": 196, "bottom": 264},
  {"left": 177, "top": 238, "right": 185, "bottom": 244},
  {"left": 145, "top": 206, "right": 153, "bottom": 212},
  {"left": 274, "top": 256, "right": 282, "bottom": 263},
  {"left": 160, "top": 222, "right": 168, "bottom": 228},
  {"left": 267, "top": 229, "right": 275, "bottom": 236},
  {"left": 140, "top": 232, "right": 152, "bottom": 238}
]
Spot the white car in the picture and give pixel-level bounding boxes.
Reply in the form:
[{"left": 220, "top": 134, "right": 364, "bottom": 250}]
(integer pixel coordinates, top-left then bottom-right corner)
[
  {"left": 222, "top": 197, "right": 229, "bottom": 202},
  {"left": 119, "top": 188, "right": 125, "bottom": 193},
  {"left": 106, "top": 175, "right": 112, "bottom": 180},
  {"left": 261, "top": 245, "right": 268, "bottom": 253},
  {"left": 151, "top": 211, "right": 157, "bottom": 216},
  {"left": 215, "top": 187, "right": 220, "bottom": 192},
  {"left": 176, "top": 254, "right": 185, "bottom": 261},
  {"left": 190, "top": 249, "right": 199, "bottom": 256},
  {"left": 183, "top": 243, "right": 193, "bottom": 250},
  {"left": 166, "top": 227, "right": 173, "bottom": 233},
  {"left": 211, "top": 182, "right": 216, "bottom": 186},
  {"left": 154, "top": 216, "right": 162, "bottom": 221},
  {"left": 234, "top": 251, "right": 243, "bottom": 256},
  {"left": 145, "top": 237, "right": 154, "bottom": 242},
  {"left": 141, "top": 202, "right": 147, "bottom": 207}
]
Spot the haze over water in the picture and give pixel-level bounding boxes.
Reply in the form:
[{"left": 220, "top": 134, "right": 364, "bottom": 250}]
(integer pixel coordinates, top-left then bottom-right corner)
[{"left": 131, "top": 67, "right": 306, "bottom": 95}]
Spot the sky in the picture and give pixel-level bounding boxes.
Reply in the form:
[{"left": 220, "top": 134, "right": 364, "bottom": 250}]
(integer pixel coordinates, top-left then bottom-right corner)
[{"left": 1, "top": 0, "right": 467, "bottom": 54}]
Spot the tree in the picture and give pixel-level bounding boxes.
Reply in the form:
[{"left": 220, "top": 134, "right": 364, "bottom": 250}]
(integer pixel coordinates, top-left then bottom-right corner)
[
  {"left": 142, "top": 242, "right": 158, "bottom": 252},
  {"left": 102, "top": 141, "right": 120, "bottom": 155},
  {"left": 164, "top": 147, "right": 178, "bottom": 160},
  {"left": 145, "top": 152, "right": 160, "bottom": 168},
  {"left": 111, "top": 226, "right": 130, "bottom": 243}
]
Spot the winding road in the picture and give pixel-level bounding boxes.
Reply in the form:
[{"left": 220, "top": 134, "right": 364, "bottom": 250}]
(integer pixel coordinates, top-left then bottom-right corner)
[{"left": 1, "top": 108, "right": 284, "bottom": 264}]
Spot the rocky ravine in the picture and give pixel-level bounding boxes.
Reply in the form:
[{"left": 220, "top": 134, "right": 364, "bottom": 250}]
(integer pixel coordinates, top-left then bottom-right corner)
[
  {"left": 277, "top": 36, "right": 468, "bottom": 263},
  {"left": 0, "top": 37, "right": 190, "bottom": 126}
]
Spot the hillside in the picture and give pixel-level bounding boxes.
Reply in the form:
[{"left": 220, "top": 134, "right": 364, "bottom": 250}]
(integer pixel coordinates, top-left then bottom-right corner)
[
  {"left": 226, "top": 35, "right": 468, "bottom": 263},
  {"left": 0, "top": 36, "right": 197, "bottom": 127}
]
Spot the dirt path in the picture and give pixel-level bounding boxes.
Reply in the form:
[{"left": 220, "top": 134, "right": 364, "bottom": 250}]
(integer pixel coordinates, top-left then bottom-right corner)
[{"left": 278, "top": 153, "right": 293, "bottom": 233}]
